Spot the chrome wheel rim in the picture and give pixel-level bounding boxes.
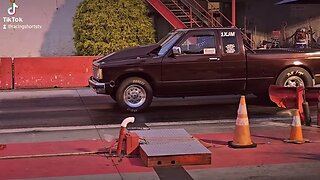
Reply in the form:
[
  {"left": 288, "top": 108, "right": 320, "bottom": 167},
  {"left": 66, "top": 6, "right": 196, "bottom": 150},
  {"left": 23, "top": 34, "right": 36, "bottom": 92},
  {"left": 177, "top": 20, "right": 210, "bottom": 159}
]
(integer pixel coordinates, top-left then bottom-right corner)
[
  {"left": 284, "top": 76, "right": 305, "bottom": 87},
  {"left": 123, "top": 85, "right": 146, "bottom": 108}
]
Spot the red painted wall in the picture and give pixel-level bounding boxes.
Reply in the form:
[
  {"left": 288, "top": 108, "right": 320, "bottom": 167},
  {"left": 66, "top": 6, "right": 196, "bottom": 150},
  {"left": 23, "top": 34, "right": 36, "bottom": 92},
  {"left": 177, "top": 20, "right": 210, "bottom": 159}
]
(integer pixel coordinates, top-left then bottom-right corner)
[
  {"left": 0, "top": 58, "right": 13, "bottom": 90},
  {"left": 14, "top": 56, "right": 100, "bottom": 89}
]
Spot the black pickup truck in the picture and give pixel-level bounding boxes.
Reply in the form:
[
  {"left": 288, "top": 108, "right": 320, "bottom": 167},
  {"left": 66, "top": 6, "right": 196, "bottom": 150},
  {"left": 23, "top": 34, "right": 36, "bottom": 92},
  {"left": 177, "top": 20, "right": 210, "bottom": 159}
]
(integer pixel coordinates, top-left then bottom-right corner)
[{"left": 89, "top": 28, "right": 320, "bottom": 112}]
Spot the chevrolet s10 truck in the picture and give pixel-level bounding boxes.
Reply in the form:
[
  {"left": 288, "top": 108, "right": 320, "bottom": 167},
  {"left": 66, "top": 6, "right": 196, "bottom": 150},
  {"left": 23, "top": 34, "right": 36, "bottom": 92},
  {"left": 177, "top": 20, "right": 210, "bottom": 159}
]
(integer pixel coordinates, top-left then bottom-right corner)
[{"left": 89, "top": 28, "right": 320, "bottom": 112}]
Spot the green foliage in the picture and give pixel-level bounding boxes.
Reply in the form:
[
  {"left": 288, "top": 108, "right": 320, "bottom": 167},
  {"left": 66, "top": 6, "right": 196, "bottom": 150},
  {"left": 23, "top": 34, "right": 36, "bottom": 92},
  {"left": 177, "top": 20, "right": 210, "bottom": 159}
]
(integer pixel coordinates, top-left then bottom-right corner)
[{"left": 73, "top": 0, "right": 156, "bottom": 56}]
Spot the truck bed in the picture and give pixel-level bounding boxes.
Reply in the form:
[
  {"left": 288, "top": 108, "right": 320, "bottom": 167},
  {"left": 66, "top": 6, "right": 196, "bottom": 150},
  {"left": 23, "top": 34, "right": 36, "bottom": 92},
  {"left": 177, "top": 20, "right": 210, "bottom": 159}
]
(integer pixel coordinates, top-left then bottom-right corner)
[{"left": 251, "top": 48, "right": 320, "bottom": 54}]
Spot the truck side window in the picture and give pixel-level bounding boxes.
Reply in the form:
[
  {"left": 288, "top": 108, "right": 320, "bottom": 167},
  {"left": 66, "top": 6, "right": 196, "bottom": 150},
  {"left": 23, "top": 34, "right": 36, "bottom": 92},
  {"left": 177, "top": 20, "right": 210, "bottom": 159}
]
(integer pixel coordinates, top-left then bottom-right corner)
[
  {"left": 180, "top": 35, "right": 216, "bottom": 55},
  {"left": 221, "top": 31, "right": 239, "bottom": 54}
]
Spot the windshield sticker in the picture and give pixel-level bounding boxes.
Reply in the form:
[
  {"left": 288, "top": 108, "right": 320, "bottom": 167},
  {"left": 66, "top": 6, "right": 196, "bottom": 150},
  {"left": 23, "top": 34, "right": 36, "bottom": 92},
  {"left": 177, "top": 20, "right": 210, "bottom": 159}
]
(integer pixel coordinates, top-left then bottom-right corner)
[
  {"left": 221, "top": 31, "right": 236, "bottom": 37},
  {"left": 204, "top": 48, "right": 216, "bottom": 54},
  {"left": 225, "top": 44, "right": 236, "bottom": 54}
]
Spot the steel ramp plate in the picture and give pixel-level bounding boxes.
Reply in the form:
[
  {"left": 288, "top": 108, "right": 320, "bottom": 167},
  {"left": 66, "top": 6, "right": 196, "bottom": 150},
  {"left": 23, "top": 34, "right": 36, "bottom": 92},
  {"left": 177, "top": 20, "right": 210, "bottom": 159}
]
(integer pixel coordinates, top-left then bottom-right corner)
[
  {"left": 131, "top": 129, "right": 212, "bottom": 167},
  {"left": 140, "top": 140, "right": 211, "bottom": 156}
]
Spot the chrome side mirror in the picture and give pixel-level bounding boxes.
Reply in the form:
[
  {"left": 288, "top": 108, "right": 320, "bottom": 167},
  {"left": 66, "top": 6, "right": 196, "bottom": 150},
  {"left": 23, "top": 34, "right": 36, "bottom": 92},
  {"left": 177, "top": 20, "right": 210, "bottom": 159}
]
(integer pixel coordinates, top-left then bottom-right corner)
[{"left": 172, "top": 46, "right": 181, "bottom": 55}]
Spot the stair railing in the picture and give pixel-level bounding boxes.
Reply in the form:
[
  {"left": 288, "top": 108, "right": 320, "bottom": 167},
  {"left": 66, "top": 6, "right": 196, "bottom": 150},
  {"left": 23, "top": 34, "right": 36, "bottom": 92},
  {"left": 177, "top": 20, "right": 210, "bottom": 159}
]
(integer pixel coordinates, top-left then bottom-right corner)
[
  {"left": 170, "top": 0, "right": 201, "bottom": 28},
  {"left": 146, "top": 0, "right": 187, "bottom": 28},
  {"left": 204, "top": 0, "right": 255, "bottom": 48},
  {"left": 182, "top": 0, "right": 223, "bottom": 27}
]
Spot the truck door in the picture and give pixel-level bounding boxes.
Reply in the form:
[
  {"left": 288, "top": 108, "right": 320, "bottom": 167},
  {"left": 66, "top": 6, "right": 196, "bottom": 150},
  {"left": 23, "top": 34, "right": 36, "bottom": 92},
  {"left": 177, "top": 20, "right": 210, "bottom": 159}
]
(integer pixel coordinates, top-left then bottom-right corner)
[
  {"left": 160, "top": 29, "right": 246, "bottom": 96},
  {"left": 216, "top": 29, "right": 247, "bottom": 93}
]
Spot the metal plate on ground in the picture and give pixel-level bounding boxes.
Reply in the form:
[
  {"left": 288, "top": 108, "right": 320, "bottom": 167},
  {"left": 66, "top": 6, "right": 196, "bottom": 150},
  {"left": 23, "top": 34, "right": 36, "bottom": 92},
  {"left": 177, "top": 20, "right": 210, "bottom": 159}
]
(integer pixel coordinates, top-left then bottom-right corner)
[
  {"left": 132, "top": 129, "right": 212, "bottom": 167},
  {"left": 140, "top": 140, "right": 211, "bottom": 156},
  {"left": 132, "top": 128, "right": 193, "bottom": 145},
  {"left": 133, "top": 129, "right": 192, "bottom": 139}
]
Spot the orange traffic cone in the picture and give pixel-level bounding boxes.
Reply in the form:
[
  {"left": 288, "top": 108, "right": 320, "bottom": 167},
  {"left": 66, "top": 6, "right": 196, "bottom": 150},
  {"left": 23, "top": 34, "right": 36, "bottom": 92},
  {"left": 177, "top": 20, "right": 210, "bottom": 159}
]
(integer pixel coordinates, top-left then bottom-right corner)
[
  {"left": 284, "top": 110, "right": 308, "bottom": 144},
  {"left": 228, "top": 96, "right": 257, "bottom": 148}
]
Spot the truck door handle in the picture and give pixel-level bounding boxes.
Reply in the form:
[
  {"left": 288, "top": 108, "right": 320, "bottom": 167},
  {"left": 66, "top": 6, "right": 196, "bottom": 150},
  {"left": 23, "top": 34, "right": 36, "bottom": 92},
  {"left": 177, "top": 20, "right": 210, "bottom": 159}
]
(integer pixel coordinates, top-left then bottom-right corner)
[{"left": 209, "top": 57, "right": 220, "bottom": 61}]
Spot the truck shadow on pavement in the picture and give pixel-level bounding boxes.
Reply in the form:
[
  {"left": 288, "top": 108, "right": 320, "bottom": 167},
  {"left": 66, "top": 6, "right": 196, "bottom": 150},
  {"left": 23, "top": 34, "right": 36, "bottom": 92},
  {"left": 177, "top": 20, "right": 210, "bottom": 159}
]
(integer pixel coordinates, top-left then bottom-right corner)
[{"left": 0, "top": 95, "right": 287, "bottom": 129}]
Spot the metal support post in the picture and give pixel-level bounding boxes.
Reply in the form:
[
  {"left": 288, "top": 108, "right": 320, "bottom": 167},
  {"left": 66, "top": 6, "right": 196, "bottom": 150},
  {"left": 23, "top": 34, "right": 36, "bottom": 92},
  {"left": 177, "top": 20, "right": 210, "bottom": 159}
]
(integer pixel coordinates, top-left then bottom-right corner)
[
  {"left": 116, "top": 117, "right": 135, "bottom": 155},
  {"left": 232, "top": 0, "right": 236, "bottom": 27},
  {"left": 296, "top": 86, "right": 305, "bottom": 124},
  {"left": 303, "top": 101, "right": 311, "bottom": 126},
  {"left": 318, "top": 100, "right": 320, "bottom": 126}
]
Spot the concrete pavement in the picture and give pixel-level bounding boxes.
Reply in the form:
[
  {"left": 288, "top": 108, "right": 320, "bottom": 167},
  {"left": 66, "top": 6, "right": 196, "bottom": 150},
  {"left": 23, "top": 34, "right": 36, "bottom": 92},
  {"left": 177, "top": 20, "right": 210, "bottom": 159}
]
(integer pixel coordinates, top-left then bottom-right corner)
[
  {"left": 1, "top": 88, "right": 308, "bottom": 130},
  {"left": 0, "top": 120, "right": 320, "bottom": 180},
  {"left": 1, "top": 88, "right": 320, "bottom": 179}
]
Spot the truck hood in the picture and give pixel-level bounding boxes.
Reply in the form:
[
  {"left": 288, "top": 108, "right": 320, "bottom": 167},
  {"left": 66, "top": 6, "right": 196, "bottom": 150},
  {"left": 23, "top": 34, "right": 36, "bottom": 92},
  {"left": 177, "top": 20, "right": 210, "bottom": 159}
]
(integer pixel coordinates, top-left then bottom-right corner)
[{"left": 94, "top": 44, "right": 160, "bottom": 64}]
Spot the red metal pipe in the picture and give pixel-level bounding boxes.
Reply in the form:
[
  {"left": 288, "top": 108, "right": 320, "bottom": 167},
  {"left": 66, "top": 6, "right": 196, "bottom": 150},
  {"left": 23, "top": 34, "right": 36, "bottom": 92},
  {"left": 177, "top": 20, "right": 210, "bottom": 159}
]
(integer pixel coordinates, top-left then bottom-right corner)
[
  {"left": 116, "top": 127, "right": 126, "bottom": 155},
  {"left": 318, "top": 101, "right": 320, "bottom": 126},
  {"left": 116, "top": 117, "right": 135, "bottom": 155},
  {"left": 190, "top": 8, "right": 193, "bottom": 28},
  {"left": 232, "top": 0, "right": 236, "bottom": 27},
  {"left": 296, "top": 86, "right": 305, "bottom": 124}
]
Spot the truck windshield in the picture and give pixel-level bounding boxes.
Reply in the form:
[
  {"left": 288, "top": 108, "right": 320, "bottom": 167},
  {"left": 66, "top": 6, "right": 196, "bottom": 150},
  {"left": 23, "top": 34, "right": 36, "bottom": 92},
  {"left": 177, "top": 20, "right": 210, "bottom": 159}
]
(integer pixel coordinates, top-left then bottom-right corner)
[{"left": 158, "top": 32, "right": 183, "bottom": 56}]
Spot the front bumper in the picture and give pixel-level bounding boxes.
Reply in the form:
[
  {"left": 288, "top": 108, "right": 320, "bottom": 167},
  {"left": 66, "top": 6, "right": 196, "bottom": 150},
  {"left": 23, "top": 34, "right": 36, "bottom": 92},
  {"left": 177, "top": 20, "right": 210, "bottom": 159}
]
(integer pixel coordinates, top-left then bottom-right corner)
[{"left": 89, "top": 77, "right": 107, "bottom": 94}]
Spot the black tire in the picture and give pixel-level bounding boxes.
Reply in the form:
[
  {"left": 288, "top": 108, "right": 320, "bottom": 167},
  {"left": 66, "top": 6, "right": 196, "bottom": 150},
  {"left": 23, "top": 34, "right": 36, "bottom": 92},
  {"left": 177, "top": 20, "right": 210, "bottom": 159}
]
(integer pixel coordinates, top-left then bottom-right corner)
[
  {"left": 115, "top": 77, "right": 153, "bottom": 113},
  {"left": 110, "top": 92, "right": 116, "bottom": 101},
  {"left": 276, "top": 67, "right": 313, "bottom": 87}
]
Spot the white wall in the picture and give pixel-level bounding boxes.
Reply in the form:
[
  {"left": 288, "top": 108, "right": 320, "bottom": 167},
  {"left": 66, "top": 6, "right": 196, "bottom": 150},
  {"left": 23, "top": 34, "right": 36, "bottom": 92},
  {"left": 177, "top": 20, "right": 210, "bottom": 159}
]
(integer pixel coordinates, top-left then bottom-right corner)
[
  {"left": 0, "top": 0, "right": 83, "bottom": 57},
  {"left": 1, "top": 0, "right": 319, "bottom": 57}
]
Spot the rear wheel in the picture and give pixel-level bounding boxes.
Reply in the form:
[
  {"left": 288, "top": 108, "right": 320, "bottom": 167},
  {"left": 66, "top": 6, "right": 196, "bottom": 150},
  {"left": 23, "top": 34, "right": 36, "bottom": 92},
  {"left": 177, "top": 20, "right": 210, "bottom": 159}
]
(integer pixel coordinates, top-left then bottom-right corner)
[
  {"left": 276, "top": 67, "right": 313, "bottom": 87},
  {"left": 256, "top": 67, "right": 313, "bottom": 104},
  {"left": 116, "top": 77, "right": 153, "bottom": 113}
]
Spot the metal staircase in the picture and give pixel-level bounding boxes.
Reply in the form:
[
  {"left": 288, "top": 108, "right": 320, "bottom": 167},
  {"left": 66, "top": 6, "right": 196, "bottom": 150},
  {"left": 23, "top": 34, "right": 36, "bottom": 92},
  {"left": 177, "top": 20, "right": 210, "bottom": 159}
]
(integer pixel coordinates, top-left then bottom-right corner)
[
  {"left": 161, "top": 0, "right": 203, "bottom": 28},
  {"left": 146, "top": 0, "right": 255, "bottom": 48},
  {"left": 146, "top": 0, "right": 187, "bottom": 28},
  {"left": 146, "top": 0, "right": 225, "bottom": 28}
]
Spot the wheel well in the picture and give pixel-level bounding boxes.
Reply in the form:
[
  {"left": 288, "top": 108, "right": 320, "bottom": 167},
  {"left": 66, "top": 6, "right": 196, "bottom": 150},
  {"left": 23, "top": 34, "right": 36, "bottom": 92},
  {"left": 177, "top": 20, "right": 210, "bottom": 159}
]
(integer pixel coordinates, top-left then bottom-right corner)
[
  {"left": 115, "top": 73, "right": 156, "bottom": 91},
  {"left": 275, "top": 65, "right": 314, "bottom": 84}
]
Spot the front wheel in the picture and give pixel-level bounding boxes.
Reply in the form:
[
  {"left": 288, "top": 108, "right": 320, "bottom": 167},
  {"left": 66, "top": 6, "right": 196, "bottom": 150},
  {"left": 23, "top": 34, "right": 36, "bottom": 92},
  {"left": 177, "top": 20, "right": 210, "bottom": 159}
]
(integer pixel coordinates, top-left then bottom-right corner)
[
  {"left": 110, "top": 92, "right": 116, "bottom": 101},
  {"left": 276, "top": 67, "right": 313, "bottom": 87},
  {"left": 116, "top": 77, "right": 153, "bottom": 113}
]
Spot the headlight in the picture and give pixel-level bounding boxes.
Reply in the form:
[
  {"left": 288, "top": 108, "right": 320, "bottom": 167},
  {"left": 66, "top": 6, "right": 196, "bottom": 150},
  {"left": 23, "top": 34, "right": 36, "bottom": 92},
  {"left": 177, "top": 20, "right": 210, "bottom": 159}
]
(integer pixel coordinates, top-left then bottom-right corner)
[
  {"left": 97, "top": 68, "right": 103, "bottom": 80},
  {"left": 93, "top": 65, "right": 103, "bottom": 80}
]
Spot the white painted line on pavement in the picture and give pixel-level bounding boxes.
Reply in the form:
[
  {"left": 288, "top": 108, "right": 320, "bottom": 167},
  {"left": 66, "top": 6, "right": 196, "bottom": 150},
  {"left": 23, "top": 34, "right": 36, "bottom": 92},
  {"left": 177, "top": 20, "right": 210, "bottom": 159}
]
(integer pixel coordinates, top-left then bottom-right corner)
[
  {"left": 146, "top": 116, "right": 292, "bottom": 126},
  {"left": 0, "top": 117, "right": 294, "bottom": 134},
  {"left": 0, "top": 105, "right": 112, "bottom": 114},
  {"left": 0, "top": 124, "right": 122, "bottom": 134},
  {"left": 260, "top": 121, "right": 291, "bottom": 127}
]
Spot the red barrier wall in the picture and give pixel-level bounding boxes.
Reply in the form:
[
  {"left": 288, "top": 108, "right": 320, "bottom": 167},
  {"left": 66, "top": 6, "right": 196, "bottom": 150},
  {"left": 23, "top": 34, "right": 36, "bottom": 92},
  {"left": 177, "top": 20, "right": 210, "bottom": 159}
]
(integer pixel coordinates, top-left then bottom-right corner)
[
  {"left": 0, "top": 58, "right": 13, "bottom": 90},
  {"left": 14, "top": 56, "right": 100, "bottom": 89}
]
